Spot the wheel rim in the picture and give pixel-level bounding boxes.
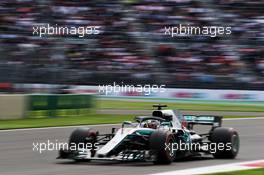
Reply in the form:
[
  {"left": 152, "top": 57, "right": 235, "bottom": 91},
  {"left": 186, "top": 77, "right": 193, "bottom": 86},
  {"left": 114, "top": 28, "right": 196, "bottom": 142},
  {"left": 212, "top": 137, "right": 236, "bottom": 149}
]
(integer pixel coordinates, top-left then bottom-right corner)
[
  {"left": 166, "top": 137, "right": 176, "bottom": 159},
  {"left": 232, "top": 134, "right": 239, "bottom": 153}
]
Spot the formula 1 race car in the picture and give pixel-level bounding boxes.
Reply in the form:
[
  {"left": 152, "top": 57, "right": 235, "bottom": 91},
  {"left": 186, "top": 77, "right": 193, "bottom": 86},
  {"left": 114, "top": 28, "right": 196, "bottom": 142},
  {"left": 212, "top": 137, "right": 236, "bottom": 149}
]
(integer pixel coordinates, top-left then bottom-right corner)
[{"left": 58, "top": 105, "right": 240, "bottom": 164}]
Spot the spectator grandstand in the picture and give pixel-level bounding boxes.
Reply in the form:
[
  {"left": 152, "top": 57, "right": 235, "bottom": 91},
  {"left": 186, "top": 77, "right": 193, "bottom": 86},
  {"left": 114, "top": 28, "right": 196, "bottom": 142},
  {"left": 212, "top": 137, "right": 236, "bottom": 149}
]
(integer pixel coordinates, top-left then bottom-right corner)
[{"left": 0, "top": 0, "right": 263, "bottom": 90}]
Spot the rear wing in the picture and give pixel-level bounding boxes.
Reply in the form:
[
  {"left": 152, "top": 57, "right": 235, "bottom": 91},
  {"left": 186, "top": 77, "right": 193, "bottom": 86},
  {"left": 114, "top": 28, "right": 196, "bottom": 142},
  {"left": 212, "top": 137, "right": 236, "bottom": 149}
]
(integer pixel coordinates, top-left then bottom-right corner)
[{"left": 183, "top": 115, "right": 223, "bottom": 130}]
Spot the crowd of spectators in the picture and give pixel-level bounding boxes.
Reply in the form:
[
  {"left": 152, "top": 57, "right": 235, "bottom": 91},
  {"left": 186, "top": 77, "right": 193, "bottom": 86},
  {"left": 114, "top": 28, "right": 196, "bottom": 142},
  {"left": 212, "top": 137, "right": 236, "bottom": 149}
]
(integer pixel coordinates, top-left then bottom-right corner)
[{"left": 0, "top": 0, "right": 263, "bottom": 90}]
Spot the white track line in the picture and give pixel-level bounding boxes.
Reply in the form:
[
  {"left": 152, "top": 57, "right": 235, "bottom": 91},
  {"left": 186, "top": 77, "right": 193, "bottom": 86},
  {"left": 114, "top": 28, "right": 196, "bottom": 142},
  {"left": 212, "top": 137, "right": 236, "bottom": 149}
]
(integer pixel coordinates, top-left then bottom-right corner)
[
  {"left": 0, "top": 117, "right": 264, "bottom": 132},
  {"left": 149, "top": 159, "right": 264, "bottom": 175},
  {"left": 224, "top": 117, "right": 264, "bottom": 120}
]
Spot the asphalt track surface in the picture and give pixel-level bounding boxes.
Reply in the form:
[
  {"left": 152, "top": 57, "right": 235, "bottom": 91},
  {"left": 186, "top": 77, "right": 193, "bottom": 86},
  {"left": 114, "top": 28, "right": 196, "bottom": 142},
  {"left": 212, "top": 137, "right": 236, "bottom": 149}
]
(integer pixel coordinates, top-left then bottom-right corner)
[{"left": 0, "top": 118, "right": 264, "bottom": 175}]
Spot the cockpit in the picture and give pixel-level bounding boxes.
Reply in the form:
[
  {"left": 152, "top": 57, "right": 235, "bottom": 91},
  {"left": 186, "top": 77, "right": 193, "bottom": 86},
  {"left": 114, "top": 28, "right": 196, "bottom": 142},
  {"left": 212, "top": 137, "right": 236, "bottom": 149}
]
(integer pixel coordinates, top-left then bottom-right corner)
[{"left": 152, "top": 109, "right": 183, "bottom": 128}]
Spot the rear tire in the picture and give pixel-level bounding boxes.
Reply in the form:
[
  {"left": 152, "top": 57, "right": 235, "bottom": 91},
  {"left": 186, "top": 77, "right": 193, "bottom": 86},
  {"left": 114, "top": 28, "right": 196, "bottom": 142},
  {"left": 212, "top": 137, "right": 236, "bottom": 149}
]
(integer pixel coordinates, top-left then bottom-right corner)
[
  {"left": 149, "top": 130, "right": 176, "bottom": 164},
  {"left": 211, "top": 127, "right": 239, "bottom": 159}
]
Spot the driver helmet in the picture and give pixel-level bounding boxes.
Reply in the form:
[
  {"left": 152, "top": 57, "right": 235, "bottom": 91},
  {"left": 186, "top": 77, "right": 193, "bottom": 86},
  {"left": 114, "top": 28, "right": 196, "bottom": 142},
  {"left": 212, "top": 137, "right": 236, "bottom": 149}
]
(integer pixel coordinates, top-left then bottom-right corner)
[{"left": 144, "top": 120, "right": 160, "bottom": 129}]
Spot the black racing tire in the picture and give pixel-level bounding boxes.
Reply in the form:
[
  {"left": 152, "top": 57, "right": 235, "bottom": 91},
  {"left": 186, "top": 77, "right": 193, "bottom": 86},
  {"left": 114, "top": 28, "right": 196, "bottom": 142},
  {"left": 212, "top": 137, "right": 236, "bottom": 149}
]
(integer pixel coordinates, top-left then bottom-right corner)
[
  {"left": 69, "top": 127, "right": 98, "bottom": 161},
  {"left": 149, "top": 130, "right": 176, "bottom": 164},
  {"left": 69, "top": 127, "right": 98, "bottom": 146},
  {"left": 211, "top": 127, "right": 239, "bottom": 159}
]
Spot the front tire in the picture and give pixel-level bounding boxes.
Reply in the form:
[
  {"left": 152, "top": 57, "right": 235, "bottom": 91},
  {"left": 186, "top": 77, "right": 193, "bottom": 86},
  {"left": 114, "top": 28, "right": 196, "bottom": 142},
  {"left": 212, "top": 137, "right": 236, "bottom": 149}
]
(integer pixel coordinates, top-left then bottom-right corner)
[
  {"left": 69, "top": 127, "right": 98, "bottom": 161},
  {"left": 149, "top": 130, "right": 176, "bottom": 164}
]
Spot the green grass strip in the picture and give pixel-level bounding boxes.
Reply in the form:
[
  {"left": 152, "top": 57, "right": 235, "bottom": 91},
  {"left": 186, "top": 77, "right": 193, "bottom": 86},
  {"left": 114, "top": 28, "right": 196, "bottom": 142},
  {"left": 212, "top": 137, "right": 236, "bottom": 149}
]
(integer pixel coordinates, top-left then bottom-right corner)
[
  {"left": 97, "top": 99, "right": 264, "bottom": 112},
  {"left": 0, "top": 113, "right": 261, "bottom": 130},
  {"left": 0, "top": 113, "right": 134, "bottom": 130}
]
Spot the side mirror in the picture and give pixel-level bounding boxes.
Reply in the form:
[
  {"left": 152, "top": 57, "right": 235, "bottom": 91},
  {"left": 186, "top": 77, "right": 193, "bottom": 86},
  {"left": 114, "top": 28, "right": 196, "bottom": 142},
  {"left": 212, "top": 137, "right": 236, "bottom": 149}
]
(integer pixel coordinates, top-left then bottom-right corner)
[
  {"left": 121, "top": 121, "right": 133, "bottom": 134},
  {"left": 122, "top": 121, "right": 133, "bottom": 128}
]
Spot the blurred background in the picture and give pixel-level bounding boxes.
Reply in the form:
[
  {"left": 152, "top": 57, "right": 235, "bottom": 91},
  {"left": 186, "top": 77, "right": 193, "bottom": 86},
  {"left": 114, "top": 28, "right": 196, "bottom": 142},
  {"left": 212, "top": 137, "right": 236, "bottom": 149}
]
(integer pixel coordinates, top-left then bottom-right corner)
[
  {"left": 0, "top": 3, "right": 264, "bottom": 175},
  {"left": 0, "top": 0, "right": 263, "bottom": 92}
]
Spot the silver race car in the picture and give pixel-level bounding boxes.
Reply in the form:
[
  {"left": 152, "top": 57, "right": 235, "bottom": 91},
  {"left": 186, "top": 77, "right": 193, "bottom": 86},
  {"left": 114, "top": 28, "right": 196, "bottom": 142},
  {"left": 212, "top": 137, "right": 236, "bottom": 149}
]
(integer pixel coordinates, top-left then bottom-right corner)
[{"left": 58, "top": 104, "right": 239, "bottom": 164}]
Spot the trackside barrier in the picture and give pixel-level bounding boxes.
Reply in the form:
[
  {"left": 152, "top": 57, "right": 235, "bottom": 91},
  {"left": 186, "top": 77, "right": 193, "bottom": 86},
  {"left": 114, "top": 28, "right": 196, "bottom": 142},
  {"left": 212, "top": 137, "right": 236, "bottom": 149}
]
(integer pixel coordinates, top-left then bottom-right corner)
[
  {"left": 28, "top": 94, "right": 94, "bottom": 118},
  {"left": 14, "top": 84, "right": 264, "bottom": 102},
  {"left": 0, "top": 94, "right": 27, "bottom": 119}
]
